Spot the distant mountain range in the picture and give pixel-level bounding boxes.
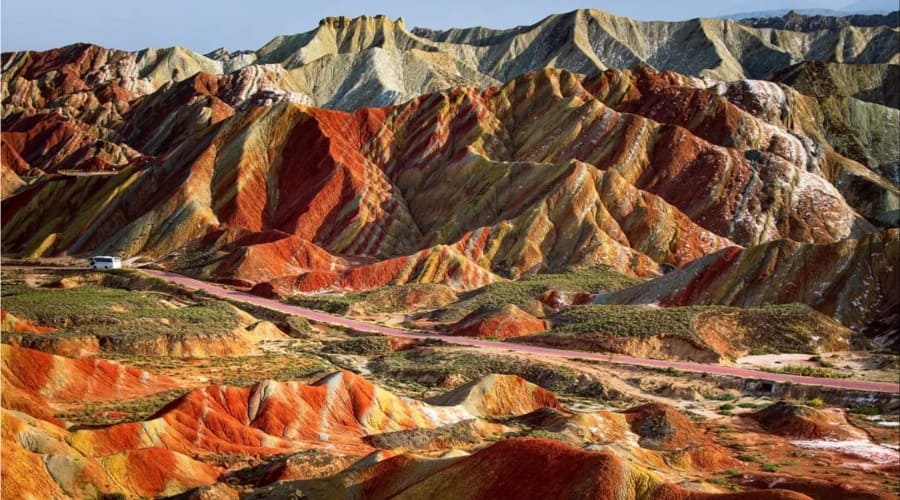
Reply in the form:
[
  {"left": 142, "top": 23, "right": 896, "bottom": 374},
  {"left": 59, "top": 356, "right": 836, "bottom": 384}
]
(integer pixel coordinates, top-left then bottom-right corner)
[
  {"left": 723, "top": 1, "right": 897, "bottom": 20},
  {"left": 736, "top": 9, "right": 899, "bottom": 30}
]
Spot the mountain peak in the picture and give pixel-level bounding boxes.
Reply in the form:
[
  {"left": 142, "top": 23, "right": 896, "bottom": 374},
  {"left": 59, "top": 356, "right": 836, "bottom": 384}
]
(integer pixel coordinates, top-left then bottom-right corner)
[{"left": 317, "top": 14, "right": 407, "bottom": 30}]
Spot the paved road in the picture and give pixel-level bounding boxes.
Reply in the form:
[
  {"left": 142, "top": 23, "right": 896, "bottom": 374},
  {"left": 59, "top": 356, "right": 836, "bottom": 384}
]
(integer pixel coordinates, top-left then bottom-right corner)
[{"left": 138, "top": 269, "right": 900, "bottom": 394}]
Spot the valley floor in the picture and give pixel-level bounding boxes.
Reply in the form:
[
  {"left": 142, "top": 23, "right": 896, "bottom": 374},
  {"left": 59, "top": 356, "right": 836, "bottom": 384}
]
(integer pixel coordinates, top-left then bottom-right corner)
[{"left": 1, "top": 265, "right": 898, "bottom": 499}]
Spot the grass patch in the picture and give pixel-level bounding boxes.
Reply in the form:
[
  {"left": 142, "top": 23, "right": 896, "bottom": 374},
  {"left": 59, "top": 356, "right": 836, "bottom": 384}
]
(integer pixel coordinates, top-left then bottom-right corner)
[
  {"left": 2, "top": 283, "right": 242, "bottom": 337},
  {"left": 521, "top": 429, "right": 569, "bottom": 442},
  {"left": 760, "top": 364, "right": 849, "bottom": 379},
  {"left": 807, "top": 398, "right": 825, "bottom": 408},
  {"left": 321, "top": 336, "right": 392, "bottom": 356},
  {"left": 537, "top": 303, "right": 844, "bottom": 355},
  {"left": 60, "top": 389, "right": 190, "bottom": 426},
  {"left": 706, "top": 392, "right": 739, "bottom": 401},
  {"left": 761, "top": 463, "right": 782, "bottom": 473},
  {"left": 287, "top": 293, "right": 366, "bottom": 314},
  {"left": 549, "top": 305, "right": 702, "bottom": 339},
  {"left": 110, "top": 351, "right": 336, "bottom": 388},
  {"left": 850, "top": 406, "right": 881, "bottom": 416}
]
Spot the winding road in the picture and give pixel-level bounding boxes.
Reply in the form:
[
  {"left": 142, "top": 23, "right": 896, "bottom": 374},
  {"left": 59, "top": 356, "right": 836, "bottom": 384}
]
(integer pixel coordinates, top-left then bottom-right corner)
[{"left": 140, "top": 269, "right": 900, "bottom": 394}]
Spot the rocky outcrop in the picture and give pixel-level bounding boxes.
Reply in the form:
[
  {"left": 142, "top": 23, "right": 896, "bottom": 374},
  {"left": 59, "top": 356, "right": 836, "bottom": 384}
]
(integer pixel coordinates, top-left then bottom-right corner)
[
  {"left": 772, "top": 61, "right": 899, "bottom": 109},
  {"left": 65, "top": 371, "right": 558, "bottom": 458},
  {"left": 1, "top": 344, "right": 180, "bottom": 425},
  {"left": 750, "top": 402, "right": 861, "bottom": 440},
  {"left": 2, "top": 409, "right": 221, "bottom": 499},
  {"left": 605, "top": 229, "right": 900, "bottom": 333},
  {"left": 426, "top": 373, "right": 560, "bottom": 416},
  {"left": 5, "top": 10, "right": 898, "bottom": 113},
  {"left": 450, "top": 304, "right": 548, "bottom": 339}
]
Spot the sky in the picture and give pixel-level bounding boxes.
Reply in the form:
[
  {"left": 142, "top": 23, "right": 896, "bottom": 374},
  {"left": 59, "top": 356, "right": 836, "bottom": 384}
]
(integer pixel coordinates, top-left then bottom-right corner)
[{"left": 0, "top": 0, "right": 886, "bottom": 53}]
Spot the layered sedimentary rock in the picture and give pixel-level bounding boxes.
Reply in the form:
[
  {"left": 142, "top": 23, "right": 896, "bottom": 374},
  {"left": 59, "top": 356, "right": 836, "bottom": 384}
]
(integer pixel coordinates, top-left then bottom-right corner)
[
  {"left": 450, "top": 304, "right": 548, "bottom": 339},
  {"left": 245, "top": 438, "right": 810, "bottom": 499},
  {"left": 2, "top": 410, "right": 220, "bottom": 499},
  {"left": 6, "top": 66, "right": 892, "bottom": 297},
  {"left": 751, "top": 402, "right": 862, "bottom": 440},
  {"left": 2, "top": 12, "right": 897, "bottom": 342},
  {"left": 772, "top": 61, "right": 899, "bottom": 109},
  {"left": 65, "top": 371, "right": 553, "bottom": 458},
  {"left": 1, "top": 344, "right": 180, "bottom": 424},
  {"left": 605, "top": 229, "right": 900, "bottom": 332},
  {"left": 4, "top": 10, "right": 898, "bottom": 114}
]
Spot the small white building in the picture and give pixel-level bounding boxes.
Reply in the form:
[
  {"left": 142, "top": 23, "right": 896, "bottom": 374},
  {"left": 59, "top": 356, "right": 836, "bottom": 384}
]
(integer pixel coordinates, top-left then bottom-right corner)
[{"left": 89, "top": 256, "right": 122, "bottom": 270}]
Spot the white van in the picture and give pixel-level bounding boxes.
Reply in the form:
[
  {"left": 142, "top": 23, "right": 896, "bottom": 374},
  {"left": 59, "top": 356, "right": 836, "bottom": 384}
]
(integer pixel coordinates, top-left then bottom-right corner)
[{"left": 89, "top": 256, "right": 122, "bottom": 270}]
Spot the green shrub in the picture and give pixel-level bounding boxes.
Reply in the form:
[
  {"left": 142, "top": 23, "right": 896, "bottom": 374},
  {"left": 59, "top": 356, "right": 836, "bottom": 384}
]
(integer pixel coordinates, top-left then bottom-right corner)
[
  {"left": 287, "top": 293, "right": 364, "bottom": 314},
  {"left": 706, "top": 392, "right": 739, "bottom": 401},
  {"left": 760, "top": 365, "right": 849, "bottom": 379},
  {"left": 850, "top": 406, "right": 881, "bottom": 416}
]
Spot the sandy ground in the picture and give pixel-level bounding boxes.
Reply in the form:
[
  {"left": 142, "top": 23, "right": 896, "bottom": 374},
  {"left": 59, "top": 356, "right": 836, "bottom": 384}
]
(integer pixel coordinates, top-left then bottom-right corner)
[{"left": 737, "top": 352, "right": 900, "bottom": 383}]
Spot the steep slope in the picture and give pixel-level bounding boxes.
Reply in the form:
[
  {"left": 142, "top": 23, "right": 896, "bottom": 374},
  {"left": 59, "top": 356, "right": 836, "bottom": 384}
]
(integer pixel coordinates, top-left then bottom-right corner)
[
  {"left": 604, "top": 229, "right": 899, "bottom": 332},
  {"left": 583, "top": 67, "right": 900, "bottom": 220},
  {"left": 5, "top": 10, "right": 898, "bottom": 113},
  {"left": 750, "top": 402, "right": 862, "bottom": 439},
  {"left": 65, "top": 371, "right": 553, "bottom": 458},
  {"left": 449, "top": 304, "right": 548, "bottom": 339},
  {"left": 246, "top": 438, "right": 810, "bottom": 499},
  {"left": 2, "top": 409, "right": 221, "bottom": 499},
  {"left": 4, "top": 67, "right": 892, "bottom": 294},
  {"left": 1, "top": 344, "right": 180, "bottom": 423},
  {"left": 772, "top": 61, "right": 899, "bottom": 108},
  {"left": 415, "top": 9, "right": 898, "bottom": 81}
]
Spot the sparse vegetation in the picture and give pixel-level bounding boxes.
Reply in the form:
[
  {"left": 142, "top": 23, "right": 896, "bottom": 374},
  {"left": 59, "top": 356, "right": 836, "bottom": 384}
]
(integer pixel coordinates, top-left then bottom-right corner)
[
  {"left": 521, "top": 429, "right": 569, "bottom": 442},
  {"left": 425, "top": 266, "right": 639, "bottom": 321},
  {"left": 60, "top": 389, "right": 191, "bottom": 426},
  {"left": 549, "top": 305, "right": 701, "bottom": 339},
  {"left": 706, "top": 392, "right": 739, "bottom": 401},
  {"left": 761, "top": 463, "right": 782, "bottom": 473},
  {"left": 521, "top": 303, "right": 842, "bottom": 360},
  {"left": 850, "top": 406, "right": 881, "bottom": 416},
  {"left": 760, "top": 364, "right": 849, "bottom": 379},
  {"left": 287, "top": 293, "right": 366, "bottom": 314},
  {"left": 807, "top": 398, "right": 825, "bottom": 408},
  {"left": 369, "top": 348, "right": 612, "bottom": 398},
  {"left": 2, "top": 282, "right": 242, "bottom": 339},
  {"left": 321, "top": 336, "right": 392, "bottom": 355},
  {"left": 108, "top": 350, "right": 336, "bottom": 388}
]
